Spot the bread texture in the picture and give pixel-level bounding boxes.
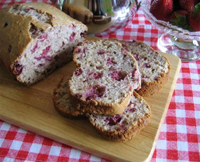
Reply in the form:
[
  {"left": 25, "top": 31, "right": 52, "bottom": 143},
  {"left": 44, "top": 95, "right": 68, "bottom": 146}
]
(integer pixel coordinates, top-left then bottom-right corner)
[
  {"left": 120, "top": 40, "right": 170, "bottom": 96},
  {"left": 87, "top": 91, "right": 151, "bottom": 141},
  {"left": 69, "top": 39, "right": 141, "bottom": 115},
  {"left": 53, "top": 75, "right": 84, "bottom": 118},
  {"left": 0, "top": 2, "right": 87, "bottom": 85}
]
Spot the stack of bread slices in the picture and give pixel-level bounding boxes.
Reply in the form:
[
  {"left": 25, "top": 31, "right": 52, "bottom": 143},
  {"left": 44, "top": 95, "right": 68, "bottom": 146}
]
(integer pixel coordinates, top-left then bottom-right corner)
[{"left": 53, "top": 38, "right": 170, "bottom": 141}]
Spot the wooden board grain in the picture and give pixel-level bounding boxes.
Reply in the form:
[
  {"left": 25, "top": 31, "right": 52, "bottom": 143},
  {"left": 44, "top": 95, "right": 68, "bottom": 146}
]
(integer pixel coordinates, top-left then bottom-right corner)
[{"left": 0, "top": 44, "right": 181, "bottom": 162}]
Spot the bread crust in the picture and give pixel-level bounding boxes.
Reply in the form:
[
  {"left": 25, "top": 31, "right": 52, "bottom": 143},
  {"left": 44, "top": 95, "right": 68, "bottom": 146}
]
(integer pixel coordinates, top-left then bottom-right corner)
[
  {"left": 69, "top": 91, "right": 132, "bottom": 116},
  {"left": 136, "top": 56, "right": 170, "bottom": 96},
  {"left": 91, "top": 114, "right": 150, "bottom": 142}
]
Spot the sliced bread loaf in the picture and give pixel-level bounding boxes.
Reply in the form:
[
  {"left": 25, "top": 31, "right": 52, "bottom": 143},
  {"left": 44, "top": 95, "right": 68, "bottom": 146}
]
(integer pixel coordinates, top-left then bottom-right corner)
[
  {"left": 120, "top": 40, "right": 170, "bottom": 96},
  {"left": 0, "top": 2, "right": 87, "bottom": 85},
  {"left": 69, "top": 39, "right": 141, "bottom": 115}
]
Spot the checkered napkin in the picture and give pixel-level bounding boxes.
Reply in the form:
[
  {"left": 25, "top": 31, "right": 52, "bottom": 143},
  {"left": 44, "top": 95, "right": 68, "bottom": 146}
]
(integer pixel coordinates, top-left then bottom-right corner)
[{"left": 0, "top": 1, "right": 200, "bottom": 162}]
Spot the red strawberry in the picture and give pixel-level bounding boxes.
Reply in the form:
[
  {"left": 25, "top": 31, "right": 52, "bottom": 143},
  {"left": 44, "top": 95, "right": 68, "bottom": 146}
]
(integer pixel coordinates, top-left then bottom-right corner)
[
  {"left": 150, "top": 0, "right": 173, "bottom": 21},
  {"left": 179, "top": 0, "right": 199, "bottom": 11},
  {"left": 188, "top": 3, "right": 200, "bottom": 31},
  {"left": 188, "top": 12, "right": 200, "bottom": 31}
]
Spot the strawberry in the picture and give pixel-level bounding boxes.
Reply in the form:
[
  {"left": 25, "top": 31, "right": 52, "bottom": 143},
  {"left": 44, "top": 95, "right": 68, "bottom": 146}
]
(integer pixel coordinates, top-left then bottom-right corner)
[
  {"left": 150, "top": 0, "right": 173, "bottom": 21},
  {"left": 169, "top": 10, "right": 189, "bottom": 29},
  {"left": 189, "top": 12, "right": 200, "bottom": 31},
  {"left": 188, "top": 3, "right": 200, "bottom": 31},
  {"left": 178, "top": 0, "right": 199, "bottom": 11}
]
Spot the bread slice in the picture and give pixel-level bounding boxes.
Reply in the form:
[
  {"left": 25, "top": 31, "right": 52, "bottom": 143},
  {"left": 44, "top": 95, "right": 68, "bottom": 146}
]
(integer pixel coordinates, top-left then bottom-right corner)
[
  {"left": 87, "top": 91, "right": 151, "bottom": 141},
  {"left": 53, "top": 75, "right": 84, "bottom": 118},
  {"left": 120, "top": 40, "right": 170, "bottom": 96},
  {"left": 69, "top": 39, "right": 141, "bottom": 115},
  {"left": 0, "top": 2, "right": 87, "bottom": 85},
  {"left": 53, "top": 76, "right": 151, "bottom": 141}
]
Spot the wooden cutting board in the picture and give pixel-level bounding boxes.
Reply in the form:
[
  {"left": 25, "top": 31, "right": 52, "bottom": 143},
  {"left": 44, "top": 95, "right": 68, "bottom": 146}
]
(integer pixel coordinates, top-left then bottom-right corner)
[{"left": 0, "top": 40, "right": 181, "bottom": 162}]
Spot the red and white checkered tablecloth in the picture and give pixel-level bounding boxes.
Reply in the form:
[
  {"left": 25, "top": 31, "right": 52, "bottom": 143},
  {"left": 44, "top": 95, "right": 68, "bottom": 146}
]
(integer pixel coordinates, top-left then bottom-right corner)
[{"left": 0, "top": 0, "right": 200, "bottom": 162}]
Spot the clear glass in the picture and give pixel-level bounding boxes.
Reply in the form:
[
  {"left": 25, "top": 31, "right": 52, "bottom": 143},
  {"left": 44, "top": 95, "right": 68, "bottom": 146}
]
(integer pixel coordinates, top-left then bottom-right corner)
[{"left": 141, "top": 0, "right": 200, "bottom": 62}]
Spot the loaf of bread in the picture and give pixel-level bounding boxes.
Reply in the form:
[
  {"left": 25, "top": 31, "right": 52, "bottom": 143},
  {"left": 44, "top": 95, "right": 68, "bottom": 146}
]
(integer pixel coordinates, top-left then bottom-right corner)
[
  {"left": 53, "top": 76, "right": 151, "bottom": 141},
  {"left": 120, "top": 40, "right": 170, "bottom": 96},
  {"left": 87, "top": 91, "right": 151, "bottom": 141},
  {"left": 69, "top": 39, "right": 141, "bottom": 115},
  {"left": 0, "top": 2, "right": 87, "bottom": 85}
]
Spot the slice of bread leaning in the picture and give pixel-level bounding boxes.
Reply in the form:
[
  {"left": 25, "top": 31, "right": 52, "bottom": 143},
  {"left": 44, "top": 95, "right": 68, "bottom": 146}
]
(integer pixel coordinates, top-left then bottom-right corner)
[
  {"left": 69, "top": 39, "right": 141, "bottom": 115},
  {"left": 119, "top": 40, "right": 171, "bottom": 97},
  {"left": 0, "top": 2, "right": 87, "bottom": 85}
]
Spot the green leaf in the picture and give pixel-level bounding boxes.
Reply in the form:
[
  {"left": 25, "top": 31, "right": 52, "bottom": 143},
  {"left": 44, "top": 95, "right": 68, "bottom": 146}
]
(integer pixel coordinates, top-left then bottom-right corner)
[
  {"left": 170, "top": 13, "right": 190, "bottom": 30},
  {"left": 194, "top": 3, "right": 200, "bottom": 15}
]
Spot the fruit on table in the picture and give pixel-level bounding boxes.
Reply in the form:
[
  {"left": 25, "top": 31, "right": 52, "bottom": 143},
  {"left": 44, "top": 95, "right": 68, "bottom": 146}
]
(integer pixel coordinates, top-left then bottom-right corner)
[
  {"left": 150, "top": 0, "right": 200, "bottom": 31},
  {"left": 150, "top": 0, "right": 173, "bottom": 21},
  {"left": 188, "top": 4, "right": 200, "bottom": 31}
]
